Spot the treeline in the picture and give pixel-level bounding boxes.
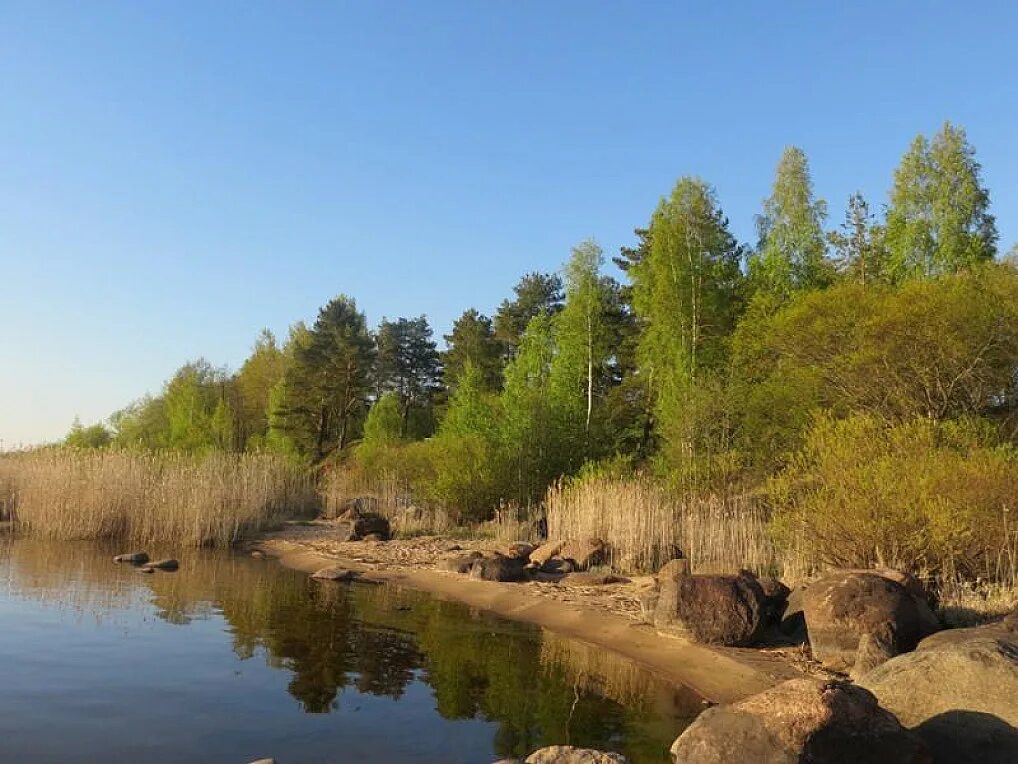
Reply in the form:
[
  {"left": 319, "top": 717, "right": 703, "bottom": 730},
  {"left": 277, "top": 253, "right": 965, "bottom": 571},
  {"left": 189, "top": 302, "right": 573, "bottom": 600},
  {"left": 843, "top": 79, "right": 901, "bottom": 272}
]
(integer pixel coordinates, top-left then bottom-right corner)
[{"left": 70, "top": 123, "right": 1018, "bottom": 569}]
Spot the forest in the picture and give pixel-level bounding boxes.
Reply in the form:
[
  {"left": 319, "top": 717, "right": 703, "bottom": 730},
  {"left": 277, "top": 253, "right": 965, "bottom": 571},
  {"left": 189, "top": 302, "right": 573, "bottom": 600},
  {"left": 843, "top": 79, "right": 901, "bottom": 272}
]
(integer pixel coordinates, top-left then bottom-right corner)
[{"left": 56, "top": 122, "right": 1018, "bottom": 592}]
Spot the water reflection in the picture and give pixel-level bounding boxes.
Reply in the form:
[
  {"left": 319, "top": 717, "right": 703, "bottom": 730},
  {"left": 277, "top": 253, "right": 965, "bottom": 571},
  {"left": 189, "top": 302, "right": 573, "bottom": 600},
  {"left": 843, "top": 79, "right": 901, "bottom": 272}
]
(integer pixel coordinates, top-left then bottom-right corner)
[{"left": 0, "top": 538, "right": 700, "bottom": 763}]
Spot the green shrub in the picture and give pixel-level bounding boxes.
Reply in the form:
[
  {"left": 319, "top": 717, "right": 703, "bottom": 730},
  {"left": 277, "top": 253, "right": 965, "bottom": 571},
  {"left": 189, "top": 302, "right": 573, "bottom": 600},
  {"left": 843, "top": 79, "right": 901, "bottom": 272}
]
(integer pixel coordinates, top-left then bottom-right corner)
[{"left": 769, "top": 413, "right": 1018, "bottom": 579}]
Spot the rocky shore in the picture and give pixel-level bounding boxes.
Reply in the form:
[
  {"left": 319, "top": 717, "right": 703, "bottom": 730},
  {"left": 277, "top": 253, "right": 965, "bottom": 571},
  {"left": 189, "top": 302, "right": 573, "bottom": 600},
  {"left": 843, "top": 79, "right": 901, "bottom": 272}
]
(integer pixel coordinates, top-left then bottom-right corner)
[{"left": 252, "top": 515, "right": 1018, "bottom": 763}]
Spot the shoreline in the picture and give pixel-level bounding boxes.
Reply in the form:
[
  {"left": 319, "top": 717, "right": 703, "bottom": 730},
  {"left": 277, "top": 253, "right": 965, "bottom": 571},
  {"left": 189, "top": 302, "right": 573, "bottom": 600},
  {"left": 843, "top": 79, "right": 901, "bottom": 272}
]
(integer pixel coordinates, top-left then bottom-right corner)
[{"left": 253, "top": 534, "right": 805, "bottom": 704}]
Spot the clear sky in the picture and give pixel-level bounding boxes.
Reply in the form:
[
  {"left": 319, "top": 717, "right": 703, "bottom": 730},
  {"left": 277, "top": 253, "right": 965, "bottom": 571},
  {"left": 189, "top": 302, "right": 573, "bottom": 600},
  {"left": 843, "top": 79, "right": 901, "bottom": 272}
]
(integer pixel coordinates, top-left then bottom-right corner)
[{"left": 2, "top": 2, "right": 1016, "bottom": 446}]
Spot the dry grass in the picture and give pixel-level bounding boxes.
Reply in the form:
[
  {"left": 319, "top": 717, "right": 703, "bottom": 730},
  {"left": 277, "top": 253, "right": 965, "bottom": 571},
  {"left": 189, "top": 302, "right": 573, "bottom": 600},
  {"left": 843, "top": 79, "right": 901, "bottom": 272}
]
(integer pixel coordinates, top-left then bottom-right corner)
[
  {"left": 545, "top": 476, "right": 794, "bottom": 576},
  {"left": 320, "top": 466, "right": 452, "bottom": 537},
  {"left": 0, "top": 449, "right": 317, "bottom": 547}
]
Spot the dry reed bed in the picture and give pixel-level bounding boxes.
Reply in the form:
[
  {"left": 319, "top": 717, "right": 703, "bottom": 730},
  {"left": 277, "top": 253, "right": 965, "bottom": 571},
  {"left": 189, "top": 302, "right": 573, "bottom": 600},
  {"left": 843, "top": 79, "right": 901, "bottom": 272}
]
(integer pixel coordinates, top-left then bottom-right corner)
[
  {"left": 0, "top": 449, "right": 317, "bottom": 547},
  {"left": 321, "top": 467, "right": 453, "bottom": 537},
  {"left": 545, "top": 477, "right": 800, "bottom": 577}
]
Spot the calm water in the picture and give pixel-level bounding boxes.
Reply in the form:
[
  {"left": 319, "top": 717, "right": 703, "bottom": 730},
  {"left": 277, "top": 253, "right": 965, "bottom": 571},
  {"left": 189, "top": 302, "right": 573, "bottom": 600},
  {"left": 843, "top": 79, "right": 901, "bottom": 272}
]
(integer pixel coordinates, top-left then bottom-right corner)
[{"left": 0, "top": 538, "right": 701, "bottom": 763}]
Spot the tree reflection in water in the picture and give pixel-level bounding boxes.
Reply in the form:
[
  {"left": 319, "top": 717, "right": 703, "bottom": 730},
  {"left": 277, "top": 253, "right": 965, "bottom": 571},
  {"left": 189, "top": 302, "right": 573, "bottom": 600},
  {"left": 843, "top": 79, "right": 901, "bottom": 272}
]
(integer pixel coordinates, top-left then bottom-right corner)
[{"left": 1, "top": 539, "right": 701, "bottom": 762}]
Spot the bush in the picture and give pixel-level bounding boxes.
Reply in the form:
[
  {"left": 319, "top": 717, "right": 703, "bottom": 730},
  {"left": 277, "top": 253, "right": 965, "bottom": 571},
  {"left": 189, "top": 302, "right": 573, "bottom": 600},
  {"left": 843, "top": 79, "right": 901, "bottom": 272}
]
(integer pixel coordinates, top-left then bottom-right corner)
[{"left": 769, "top": 413, "right": 1018, "bottom": 580}]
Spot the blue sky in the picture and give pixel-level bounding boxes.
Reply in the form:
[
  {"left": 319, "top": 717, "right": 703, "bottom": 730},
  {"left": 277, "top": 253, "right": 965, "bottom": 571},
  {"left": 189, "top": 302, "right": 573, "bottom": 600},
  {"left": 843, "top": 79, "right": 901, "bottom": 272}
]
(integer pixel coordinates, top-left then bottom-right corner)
[{"left": 2, "top": 2, "right": 1016, "bottom": 445}]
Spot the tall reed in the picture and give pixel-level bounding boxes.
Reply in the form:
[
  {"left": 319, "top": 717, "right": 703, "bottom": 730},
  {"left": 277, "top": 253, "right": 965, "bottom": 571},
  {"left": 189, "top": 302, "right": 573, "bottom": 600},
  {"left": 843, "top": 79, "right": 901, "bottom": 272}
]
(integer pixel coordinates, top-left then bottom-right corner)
[
  {"left": 0, "top": 449, "right": 317, "bottom": 547},
  {"left": 321, "top": 465, "right": 451, "bottom": 537},
  {"left": 544, "top": 476, "right": 793, "bottom": 576}
]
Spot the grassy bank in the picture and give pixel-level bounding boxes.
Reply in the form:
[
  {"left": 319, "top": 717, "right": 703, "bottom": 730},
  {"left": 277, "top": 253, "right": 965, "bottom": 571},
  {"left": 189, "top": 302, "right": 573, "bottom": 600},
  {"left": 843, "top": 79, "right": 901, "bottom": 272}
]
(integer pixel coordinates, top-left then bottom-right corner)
[{"left": 0, "top": 449, "right": 317, "bottom": 547}]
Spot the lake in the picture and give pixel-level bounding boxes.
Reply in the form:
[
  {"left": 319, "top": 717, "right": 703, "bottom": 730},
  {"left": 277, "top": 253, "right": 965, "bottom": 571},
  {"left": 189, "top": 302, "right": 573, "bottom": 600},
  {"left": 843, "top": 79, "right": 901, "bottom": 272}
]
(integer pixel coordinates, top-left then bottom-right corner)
[{"left": 0, "top": 537, "right": 702, "bottom": 763}]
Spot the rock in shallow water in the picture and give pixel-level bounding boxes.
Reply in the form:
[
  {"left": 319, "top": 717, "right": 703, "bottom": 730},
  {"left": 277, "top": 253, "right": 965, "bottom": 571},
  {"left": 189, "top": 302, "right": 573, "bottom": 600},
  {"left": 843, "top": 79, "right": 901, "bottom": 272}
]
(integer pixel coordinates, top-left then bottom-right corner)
[
  {"left": 113, "top": 552, "right": 149, "bottom": 564},
  {"left": 140, "top": 558, "right": 179, "bottom": 572},
  {"left": 310, "top": 566, "right": 357, "bottom": 582}
]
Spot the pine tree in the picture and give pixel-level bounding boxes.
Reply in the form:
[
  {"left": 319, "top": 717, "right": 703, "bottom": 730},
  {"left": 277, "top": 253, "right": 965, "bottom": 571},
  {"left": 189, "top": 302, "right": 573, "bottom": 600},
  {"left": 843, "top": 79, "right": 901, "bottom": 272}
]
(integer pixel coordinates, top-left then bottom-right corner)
[
  {"left": 493, "top": 272, "right": 564, "bottom": 359},
  {"left": 442, "top": 308, "right": 503, "bottom": 391},
  {"left": 275, "top": 296, "right": 375, "bottom": 461},
  {"left": 375, "top": 315, "right": 442, "bottom": 437}
]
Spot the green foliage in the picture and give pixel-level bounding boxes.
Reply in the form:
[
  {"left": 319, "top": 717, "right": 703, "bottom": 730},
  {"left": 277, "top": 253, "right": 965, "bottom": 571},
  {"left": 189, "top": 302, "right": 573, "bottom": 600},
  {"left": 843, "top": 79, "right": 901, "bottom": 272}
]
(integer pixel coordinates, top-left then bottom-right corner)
[
  {"left": 750, "top": 146, "right": 832, "bottom": 300},
  {"left": 233, "top": 329, "right": 285, "bottom": 450},
  {"left": 442, "top": 308, "right": 503, "bottom": 392},
  {"left": 548, "top": 240, "right": 613, "bottom": 452},
  {"left": 828, "top": 192, "right": 888, "bottom": 285},
  {"left": 64, "top": 418, "right": 112, "bottom": 448},
  {"left": 493, "top": 272, "right": 563, "bottom": 359},
  {"left": 78, "top": 122, "right": 1018, "bottom": 589},
  {"left": 362, "top": 392, "right": 404, "bottom": 446},
  {"left": 885, "top": 123, "right": 997, "bottom": 280},
  {"left": 730, "top": 267, "right": 1018, "bottom": 469},
  {"left": 375, "top": 315, "right": 442, "bottom": 438},
  {"left": 274, "top": 296, "right": 375, "bottom": 461},
  {"left": 632, "top": 177, "right": 743, "bottom": 477},
  {"left": 769, "top": 413, "right": 1018, "bottom": 577},
  {"left": 404, "top": 362, "right": 505, "bottom": 522}
]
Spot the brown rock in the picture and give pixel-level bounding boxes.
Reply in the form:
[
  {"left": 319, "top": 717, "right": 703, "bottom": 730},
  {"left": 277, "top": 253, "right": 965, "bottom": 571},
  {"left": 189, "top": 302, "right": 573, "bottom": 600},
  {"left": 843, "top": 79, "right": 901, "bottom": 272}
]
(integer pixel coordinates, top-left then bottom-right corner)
[
  {"left": 670, "top": 678, "right": 931, "bottom": 764},
  {"left": 468, "top": 554, "right": 528, "bottom": 582},
  {"left": 530, "top": 540, "right": 565, "bottom": 567},
  {"left": 756, "top": 575, "right": 791, "bottom": 623},
  {"left": 332, "top": 514, "right": 392, "bottom": 542},
  {"left": 437, "top": 551, "right": 483, "bottom": 574},
  {"left": 859, "top": 617, "right": 1018, "bottom": 764},
  {"left": 559, "top": 537, "right": 606, "bottom": 570},
  {"left": 311, "top": 566, "right": 357, "bottom": 581},
  {"left": 525, "top": 746, "right": 629, "bottom": 763},
  {"left": 506, "top": 542, "right": 536, "bottom": 561},
  {"left": 654, "top": 561, "right": 767, "bottom": 646},
  {"left": 779, "top": 584, "right": 807, "bottom": 638},
  {"left": 802, "top": 571, "right": 922, "bottom": 678},
  {"left": 140, "top": 558, "right": 179, "bottom": 572},
  {"left": 540, "top": 557, "right": 575, "bottom": 575},
  {"left": 843, "top": 567, "right": 941, "bottom": 638},
  {"left": 113, "top": 552, "right": 149, "bottom": 564}
]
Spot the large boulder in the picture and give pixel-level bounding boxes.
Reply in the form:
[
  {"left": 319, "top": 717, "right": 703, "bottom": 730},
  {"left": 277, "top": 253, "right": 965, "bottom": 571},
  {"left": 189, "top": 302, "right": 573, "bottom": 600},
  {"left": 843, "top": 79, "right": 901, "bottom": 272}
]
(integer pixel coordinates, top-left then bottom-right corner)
[
  {"left": 530, "top": 540, "right": 566, "bottom": 568},
  {"left": 468, "top": 554, "right": 528, "bottom": 582},
  {"left": 506, "top": 542, "right": 535, "bottom": 561},
  {"left": 437, "top": 551, "right": 483, "bottom": 574},
  {"left": 540, "top": 557, "right": 576, "bottom": 575},
  {"left": 859, "top": 612, "right": 1018, "bottom": 764},
  {"left": 802, "top": 571, "right": 922, "bottom": 678},
  {"left": 670, "top": 678, "right": 931, "bottom": 764},
  {"left": 653, "top": 559, "right": 767, "bottom": 646},
  {"left": 559, "top": 538, "right": 607, "bottom": 570},
  {"left": 525, "top": 746, "right": 629, "bottom": 763},
  {"left": 334, "top": 514, "right": 392, "bottom": 542},
  {"left": 779, "top": 584, "right": 808, "bottom": 638},
  {"left": 846, "top": 567, "right": 941, "bottom": 638},
  {"left": 757, "top": 576, "right": 792, "bottom": 625}
]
